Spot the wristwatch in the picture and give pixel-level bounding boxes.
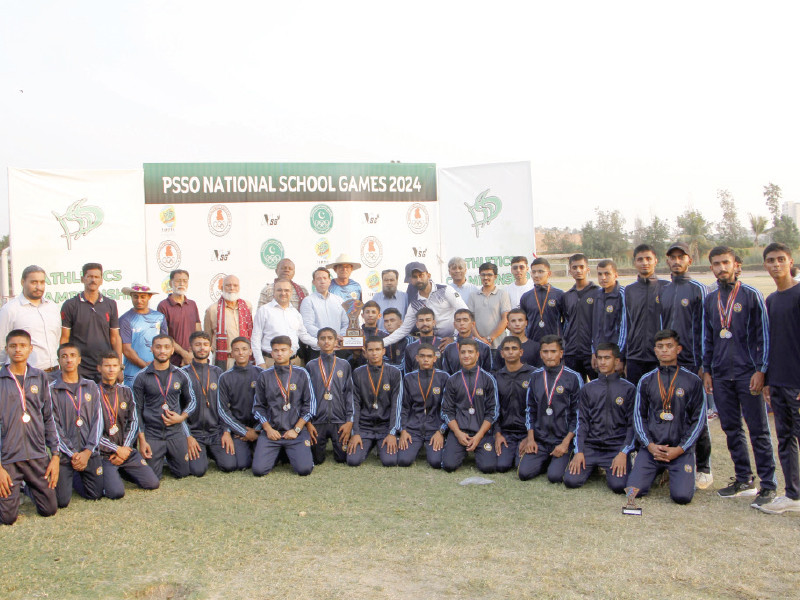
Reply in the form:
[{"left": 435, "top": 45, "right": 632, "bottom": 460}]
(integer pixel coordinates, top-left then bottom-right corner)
[{"left": 294, "top": 426, "right": 302, "bottom": 434}]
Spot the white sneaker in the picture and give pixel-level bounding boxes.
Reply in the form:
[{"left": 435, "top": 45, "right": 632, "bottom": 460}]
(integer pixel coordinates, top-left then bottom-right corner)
[
  {"left": 695, "top": 472, "right": 714, "bottom": 490},
  {"left": 755, "top": 495, "right": 800, "bottom": 515}
]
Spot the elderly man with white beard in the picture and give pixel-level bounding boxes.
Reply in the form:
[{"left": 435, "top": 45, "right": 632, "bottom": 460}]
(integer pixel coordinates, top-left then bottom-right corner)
[
  {"left": 157, "top": 269, "right": 202, "bottom": 367},
  {"left": 203, "top": 275, "right": 254, "bottom": 370}
]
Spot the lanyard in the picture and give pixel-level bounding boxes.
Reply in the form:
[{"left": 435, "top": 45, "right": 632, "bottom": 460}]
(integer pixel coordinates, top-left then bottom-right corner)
[
  {"left": 153, "top": 371, "right": 174, "bottom": 405},
  {"left": 534, "top": 285, "right": 552, "bottom": 322},
  {"left": 11, "top": 368, "right": 29, "bottom": 421},
  {"left": 460, "top": 368, "right": 481, "bottom": 409},
  {"left": 274, "top": 366, "right": 293, "bottom": 405},
  {"left": 543, "top": 366, "right": 564, "bottom": 407},
  {"left": 367, "top": 364, "right": 384, "bottom": 404},
  {"left": 190, "top": 363, "right": 211, "bottom": 406},
  {"left": 64, "top": 384, "right": 84, "bottom": 419},
  {"left": 318, "top": 356, "right": 335, "bottom": 392},
  {"left": 657, "top": 368, "right": 680, "bottom": 413},
  {"left": 717, "top": 280, "right": 741, "bottom": 331},
  {"left": 100, "top": 386, "right": 119, "bottom": 428},
  {"left": 417, "top": 371, "right": 435, "bottom": 414}
]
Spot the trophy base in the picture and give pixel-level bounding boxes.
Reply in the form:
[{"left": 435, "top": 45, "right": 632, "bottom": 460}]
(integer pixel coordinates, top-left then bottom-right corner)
[
  {"left": 622, "top": 507, "right": 642, "bottom": 516},
  {"left": 342, "top": 336, "right": 365, "bottom": 348}
]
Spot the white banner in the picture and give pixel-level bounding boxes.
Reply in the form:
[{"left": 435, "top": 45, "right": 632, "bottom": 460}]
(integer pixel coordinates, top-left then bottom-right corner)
[
  {"left": 438, "top": 161, "right": 535, "bottom": 286},
  {"left": 7, "top": 169, "right": 147, "bottom": 303}
]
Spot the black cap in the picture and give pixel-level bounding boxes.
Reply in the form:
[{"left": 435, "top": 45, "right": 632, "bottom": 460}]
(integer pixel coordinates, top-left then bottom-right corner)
[
  {"left": 404, "top": 261, "right": 428, "bottom": 282},
  {"left": 666, "top": 242, "right": 691, "bottom": 256}
]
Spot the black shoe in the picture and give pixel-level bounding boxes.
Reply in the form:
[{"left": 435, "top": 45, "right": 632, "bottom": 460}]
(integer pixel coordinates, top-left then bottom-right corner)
[
  {"left": 717, "top": 477, "right": 757, "bottom": 498},
  {"left": 750, "top": 488, "right": 778, "bottom": 508}
]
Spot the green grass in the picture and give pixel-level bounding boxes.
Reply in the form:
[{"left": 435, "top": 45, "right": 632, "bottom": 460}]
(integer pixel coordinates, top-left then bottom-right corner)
[{"left": 2, "top": 420, "right": 799, "bottom": 600}]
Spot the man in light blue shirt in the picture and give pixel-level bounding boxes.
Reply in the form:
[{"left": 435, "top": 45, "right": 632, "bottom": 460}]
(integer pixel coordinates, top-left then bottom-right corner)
[
  {"left": 373, "top": 269, "right": 408, "bottom": 330},
  {"left": 119, "top": 283, "right": 168, "bottom": 386},
  {"left": 300, "top": 268, "right": 348, "bottom": 353},
  {"left": 328, "top": 254, "right": 363, "bottom": 301}
]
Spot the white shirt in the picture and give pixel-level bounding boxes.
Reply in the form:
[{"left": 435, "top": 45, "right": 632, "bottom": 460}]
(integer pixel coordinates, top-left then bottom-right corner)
[
  {"left": 506, "top": 280, "right": 534, "bottom": 308},
  {"left": 449, "top": 281, "right": 479, "bottom": 305},
  {"left": 299, "top": 292, "right": 348, "bottom": 349},
  {"left": 383, "top": 283, "right": 468, "bottom": 345},
  {"left": 251, "top": 300, "right": 317, "bottom": 357},
  {"left": 0, "top": 294, "right": 62, "bottom": 369}
]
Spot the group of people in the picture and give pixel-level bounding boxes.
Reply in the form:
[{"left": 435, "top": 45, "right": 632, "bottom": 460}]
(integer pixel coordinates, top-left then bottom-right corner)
[{"left": 1, "top": 240, "right": 799, "bottom": 526}]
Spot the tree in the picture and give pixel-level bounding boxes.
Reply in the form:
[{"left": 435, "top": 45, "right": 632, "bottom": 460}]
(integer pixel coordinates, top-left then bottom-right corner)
[
  {"left": 772, "top": 215, "right": 800, "bottom": 248},
  {"left": 764, "top": 182, "right": 782, "bottom": 225},
  {"left": 748, "top": 214, "right": 768, "bottom": 246},
  {"left": 715, "top": 189, "right": 750, "bottom": 247},
  {"left": 580, "top": 209, "right": 628, "bottom": 261},
  {"left": 541, "top": 229, "right": 581, "bottom": 254},
  {"left": 676, "top": 208, "right": 712, "bottom": 261},
  {"left": 632, "top": 215, "right": 671, "bottom": 257}
]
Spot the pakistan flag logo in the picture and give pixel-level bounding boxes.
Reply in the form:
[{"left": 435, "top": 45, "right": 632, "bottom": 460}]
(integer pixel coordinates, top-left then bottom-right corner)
[
  {"left": 464, "top": 189, "right": 502, "bottom": 238},
  {"left": 53, "top": 198, "right": 104, "bottom": 250},
  {"left": 260, "top": 239, "right": 284, "bottom": 269},
  {"left": 310, "top": 204, "right": 334, "bottom": 234}
]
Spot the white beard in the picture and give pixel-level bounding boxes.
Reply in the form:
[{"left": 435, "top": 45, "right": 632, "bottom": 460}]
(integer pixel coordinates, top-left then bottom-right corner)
[{"left": 222, "top": 291, "right": 239, "bottom": 302}]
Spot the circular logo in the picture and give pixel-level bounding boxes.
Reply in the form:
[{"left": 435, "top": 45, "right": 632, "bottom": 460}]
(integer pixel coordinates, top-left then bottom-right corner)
[
  {"left": 675, "top": 388, "right": 685, "bottom": 397},
  {"left": 360, "top": 236, "right": 383, "bottom": 268},
  {"left": 684, "top": 464, "right": 693, "bottom": 473},
  {"left": 30, "top": 385, "right": 39, "bottom": 394},
  {"left": 337, "top": 370, "right": 343, "bottom": 378},
  {"left": 548, "top": 299, "right": 556, "bottom": 307},
  {"left": 406, "top": 203, "right": 429, "bottom": 234},
  {"left": 160, "top": 205, "right": 176, "bottom": 228},
  {"left": 289, "top": 383, "right": 297, "bottom": 391},
  {"left": 310, "top": 204, "right": 334, "bottom": 234},
  {"left": 84, "top": 393, "right": 91, "bottom": 401},
  {"left": 209, "top": 273, "right": 226, "bottom": 302},
  {"left": 681, "top": 298, "right": 689, "bottom": 307},
  {"left": 433, "top": 387, "right": 441, "bottom": 394},
  {"left": 161, "top": 277, "right": 171, "bottom": 294},
  {"left": 435, "top": 351, "right": 441, "bottom": 359},
  {"left": 173, "top": 382, "right": 181, "bottom": 390},
  {"left": 615, "top": 396, "right": 624, "bottom": 406},
  {"left": 522, "top": 380, "right": 529, "bottom": 388},
  {"left": 606, "top": 305, "right": 614, "bottom": 313},
  {"left": 120, "top": 402, "right": 127, "bottom": 410},
  {"left": 365, "top": 270, "right": 381, "bottom": 292},
  {"left": 260, "top": 239, "right": 284, "bottom": 269},
  {"left": 556, "top": 385, "right": 564, "bottom": 394},
  {"left": 96, "top": 466, "right": 103, "bottom": 476},
  {"left": 250, "top": 381, "right": 256, "bottom": 388},
  {"left": 157, "top": 240, "right": 182, "bottom": 272},
  {"left": 733, "top": 303, "right": 743, "bottom": 313},
  {"left": 655, "top": 296, "right": 660, "bottom": 304},
  {"left": 141, "top": 459, "right": 148, "bottom": 465},
  {"left": 483, "top": 442, "right": 492, "bottom": 451},
  {"left": 314, "top": 237, "right": 331, "bottom": 261},
  {"left": 304, "top": 439, "right": 311, "bottom": 447},
  {"left": 382, "top": 383, "right": 390, "bottom": 391},
  {"left": 586, "top": 297, "right": 594, "bottom": 304},
  {"left": 210, "top": 383, "right": 217, "bottom": 391},
  {"left": 476, "top": 388, "right": 484, "bottom": 396},
  {"left": 208, "top": 205, "right": 232, "bottom": 237}
]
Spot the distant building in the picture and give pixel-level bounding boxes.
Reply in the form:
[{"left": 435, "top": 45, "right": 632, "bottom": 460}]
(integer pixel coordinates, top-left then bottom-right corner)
[{"left": 782, "top": 201, "right": 800, "bottom": 225}]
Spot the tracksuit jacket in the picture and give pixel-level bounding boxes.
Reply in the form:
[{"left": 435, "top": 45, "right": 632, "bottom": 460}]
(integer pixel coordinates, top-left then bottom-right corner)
[
  {"left": 306, "top": 353, "right": 355, "bottom": 425},
  {"left": 399, "top": 368, "right": 449, "bottom": 436},
  {"left": 97, "top": 382, "right": 139, "bottom": 455},
  {"left": 494, "top": 364, "right": 536, "bottom": 437},
  {"left": 352, "top": 362, "right": 403, "bottom": 437},
  {"left": 217, "top": 364, "right": 262, "bottom": 436},
  {"left": 624, "top": 275, "right": 669, "bottom": 362},
  {"left": 441, "top": 336, "right": 493, "bottom": 374},
  {"left": 132, "top": 364, "right": 197, "bottom": 440},
  {"left": 525, "top": 365, "right": 582, "bottom": 446},
  {"left": 49, "top": 376, "right": 102, "bottom": 458},
  {"left": 591, "top": 284, "right": 626, "bottom": 354},
  {"left": 181, "top": 361, "right": 224, "bottom": 441},
  {"left": 660, "top": 274, "right": 706, "bottom": 370},
  {"left": 404, "top": 335, "right": 445, "bottom": 374},
  {"left": 440, "top": 366, "right": 499, "bottom": 434},
  {"left": 574, "top": 372, "right": 636, "bottom": 454},
  {"left": 253, "top": 365, "right": 315, "bottom": 433},
  {"left": 521, "top": 284, "right": 565, "bottom": 341},
  {"left": 562, "top": 282, "right": 600, "bottom": 358}
]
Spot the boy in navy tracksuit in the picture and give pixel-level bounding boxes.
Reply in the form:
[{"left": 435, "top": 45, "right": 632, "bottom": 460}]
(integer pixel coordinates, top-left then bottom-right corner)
[
  {"left": 216, "top": 337, "right": 262, "bottom": 470},
  {"left": 518, "top": 335, "right": 582, "bottom": 482},
  {"left": 182, "top": 331, "right": 237, "bottom": 475},
  {"left": 252, "top": 336, "right": 315, "bottom": 476},
  {"left": 441, "top": 308, "right": 493, "bottom": 374},
  {"left": 493, "top": 308, "right": 540, "bottom": 370},
  {"left": 624, "top": 245, "right": 669, "bottom": 385},
  {"left": 661, "top": 242, "right": 714, "bottom": 488},
  {"left": 591, "top": 260, "right": 625, "bottom": 370},
  {"left": 440, "top": 338, "right": 499, "bottom": 473},
  {"left": 561, "top": 253, "right": 599, "bottom": 381},
  {"left": 50, "top": 343, "right": 103, "bottom": 508},
  {"left": 403, "top": 307, "right": 445, "bottom": 374},
  {"left": 756, "top": 243, "right": 798, "bottom": 514},
  {"left": 628, "top": 329, "right": 705, "bottom": 505},
  {"left": 133, "top": 334, "right": 197, "bottom": 479},
  {"left": 96, "top": 352, "right": 159, "bottom": 499},
  {"left": 519, "top": 258, "right": 565, "bottom": 342},
  {"left": 348, "top": 337, "right": 403, "bottom": 467},
  {"left": 493, "top": 336, "right": 536, "bottom": 472},
  {"left": 564, "top": 343, "right": 635, "bottom": 493},
  {"left": 0, "top": 330, "right": 60, "bottom": 524},
  {"left": 347, "top": 301, "right": 388, "bottom": 370},
  {"left": 702, "top": 246, "right": 775, "bottom": 504},
  {"left": 397, "top": 343, "right": 449, "bottom": 468},
  {"left": 382, "top": 308, "right": 412, "bottom": 374},
  {"left": 306, "top": 327, "right": 355, "bottom": 464}
]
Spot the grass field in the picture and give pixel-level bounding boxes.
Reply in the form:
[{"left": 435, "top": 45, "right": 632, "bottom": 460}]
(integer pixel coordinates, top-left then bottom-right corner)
[{"left": 2, "top": 420, "right": 799, "bottom": 600}]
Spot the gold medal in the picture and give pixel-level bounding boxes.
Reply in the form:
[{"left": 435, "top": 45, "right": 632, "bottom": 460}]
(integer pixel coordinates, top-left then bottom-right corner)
[
  {"left": 323, "top": 392, "right": 332, "bottom": 400},
  {"left": 22, "top": 412, "right": 31, "bottom": 423},
  {"left": 720, "top": 328, "right": 729, "bottom": 339},
  {"left": 120, "top": 402, "right": 127, "bottom": 410}
]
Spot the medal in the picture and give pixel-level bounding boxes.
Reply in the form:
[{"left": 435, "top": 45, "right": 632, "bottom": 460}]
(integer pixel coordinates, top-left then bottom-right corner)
[
  {"left": 162, "top": 403, "right": 170, "bottom": 411},
  {"left": 120, "top": 402, "right": 127, "bottom": 410},
  {"left": 533, "top": 285, "right": 551, "bottom": 330},
  {"left": 11, "top": 368, "right": 30, "bottom": 425},
  {"left": 372, "top": 403, "right": 379, "bottom": 410},
  {"left": 282, "top": 403, "right": 291, "bottom": 411},
  {"left": 716, "top": 281, "right": 741, "bottom": 340},
  {"left": 22, "top": 412, "right": 31, "bottom": 423},
  {"left": 100, "top": 385, "right": 119, "bottom": 439},
  {"left": 109, "top": 424, "right": 119, "bottom": 435},
  {"left": 274, "top": 365, "right": 293, "bottom": 409},
  {"left": 417, "top": 371, "right": 435, "bottom": 415},
  {"left": 154, "top": 371, "right": 174, "bottom": 413},
  {"left": 366, "top": 363, "right": 385, "bottom": 412},
  {"left": 318, "top": 357, "right": 336, "bottom": 403},
  {"left": 76, "top": 418, "right": 84, "bottom": 427},
  {"left": 468, "top": 407, "right": 475, "bottom": 415},
  {"left": 720, "top": 328, "right": 729, "bottom": 339},
  {"left": 543, "top": 365, "right": 564, "bottom": 417},
  {"left": 190, "top": 362, "right": 212, "bottom": 407},
  {"left": 538, "top": 321, "right": 545, "bottom": 328},
  {"left": 65, "top": 384, "right": 85, "bottom": 431},
  {"left": 660, "top": 412, "right": 674, "bottom": 421},
  {"left": 725, "top": 330, "right": 733, "bottom": 339},
  {"left": 657, "top": 367, "right": 680, "bottom": 423},
  {"left": 546, "top": 407, "right": 554, "bottom": 416},
  {"left": 323, "top": 392, "right": 332, "bottom": 400},
  {"left": 460, "top": 367, "right": 482, "bottom": 417}
]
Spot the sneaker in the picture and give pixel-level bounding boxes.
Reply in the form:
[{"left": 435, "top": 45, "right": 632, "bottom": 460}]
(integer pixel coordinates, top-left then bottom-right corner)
[
  {"left": 696, "top": 471, "right": 714, "bottom": 490},
  {"left": 718, "top": 477, "right": 757, "bottom": 498},
  {"left": 750, "top": 489, "right": 778, "bottom": 508},
  {"left": 755, "top": 495, "right": 800, "bottom": 514}
]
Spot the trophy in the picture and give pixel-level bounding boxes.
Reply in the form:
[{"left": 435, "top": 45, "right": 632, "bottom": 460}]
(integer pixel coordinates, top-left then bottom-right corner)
[
  {"left": 622, "top": 487, "right": 642, "bottom": 516},
  {"left": 341, "top": 299, "right": 365, "bottom": 348}
]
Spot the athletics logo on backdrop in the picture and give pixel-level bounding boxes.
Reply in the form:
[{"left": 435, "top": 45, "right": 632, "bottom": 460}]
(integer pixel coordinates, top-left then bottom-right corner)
[
  {"left": 208, "top": 205, "right": 232, "bottom": 237},
  {"left": 261, "top": 239, "right": 284, "bottom": 269},
  {"left": 52, "top": 198, "right": 104, "bottom": 250},
  {"left": 157, "top": 241, "right": 182, "bottom": 272},
  {"left": 465, "top": 189, "right": 502, "bottom": 238},
  {"left": 361, "top": 237, "right": 383, "bottom": 268},
  {"left": 310, "top": 204, "right": 334, "bottom": 234},
  {"left": 406, "top": 203, "right": 429, "bottom": 234}
]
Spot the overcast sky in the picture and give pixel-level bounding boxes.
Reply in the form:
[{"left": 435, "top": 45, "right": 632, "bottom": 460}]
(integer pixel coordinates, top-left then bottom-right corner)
[{"left": 2, "top": 1, "right": 799, "bottom": 236}]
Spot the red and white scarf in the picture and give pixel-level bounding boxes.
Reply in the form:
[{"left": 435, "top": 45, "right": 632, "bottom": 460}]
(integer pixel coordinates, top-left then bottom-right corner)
[{"left": 215, "top": 298, "right": 253, "bottom": 363}]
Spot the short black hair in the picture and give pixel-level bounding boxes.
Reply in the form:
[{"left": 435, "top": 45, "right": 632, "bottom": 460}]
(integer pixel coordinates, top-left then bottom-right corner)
[
  {"left": 633, "top": 244, "right": 656, "bottom": 259},
  {"left": 568, "top": 253, "right": 588, "bottom": 266},
  {"left": 457, "top": 338, "right": 479, "bottom": 351},
  {"left": 317, "top": 327, "right": 337, "bottom": 339},
  {"left": 708, "top": 246, "right": 735, "bottom": 262},
  {"left": 763, "top": 242, "right": 793, "bottom": 261},
  {"left": 57, "top": 342, "right": 81, "bottom": 356},
  {"left": 382, "top": 308, "right": 402, "bottom": 319},
  {"left": 539, "top": 334, "right": 563, "bottom": 350},
  {"left": 416, "top": 307, "right": 435, "bottom": 319},
  {"left": 231, "top": 336, "right": 251, "bottom": 347},
  {"left": 507, "top": 307, "right": 527, "bottom": 319},
  {"left": 531, "top": 257, "right": 551, "bottom": 268},
  {"left": 596, "top": 259, "right": 617, "bottom": 271},
  {"left": 478, "top": 262, "right": 498, "bottom": 275},
  {"left": 152, "top": 334, "right": 174, "bottom": 345},
  {"left": 21, "top": 265, "right": 46, "bottom": 283},
  {"left": 381, "top": 269, "right": 399, "bottom": 279},
  {"left": 454, "top": 308, "right": 475, "bottom": 321},
  {"left": 82, "top": 262, "right": 103, "bottom": 275},
  {"left": 510, "top": 256, "right": 528, "bottom": 265},
  {"left": 416, "top": 343, "right": 437, "bottom": 355},
  {"left": 189, "top": 331, "right": 212, "bottom": 344},
  {"left": 270, "top": 335, "right": 292, "bottom": 348},
  {"left": 6, "top": 329, "right": 31, "bottom": 344},
  {"left": 595, "top": 342, "right": 620, "bottom": 358},
  {"left": 654, "top": 329, "right": 680, "bottom": 345},
  {"left": 362, "top": 300, "right": 381, "bottom": 312},
  {"left": 499, "top": 336, "right": 522, "bottom": 350},
  {"left": 98, "top": 351, "right": 121, "bottom": 364},
  {"left": 365, "top": 336, "right": 385, "bottom": 348},
  {"left": 312, "top": 267, "right": 331, "bottom": 279}
]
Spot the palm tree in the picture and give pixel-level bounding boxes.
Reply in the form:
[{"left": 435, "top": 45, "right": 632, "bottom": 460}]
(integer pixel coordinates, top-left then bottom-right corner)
[
  {"left": 749, "top": 214, "right": 768, "bottom": 246},
  {"left": 676, "top": 209, "right": 711, "bottom": 262}
]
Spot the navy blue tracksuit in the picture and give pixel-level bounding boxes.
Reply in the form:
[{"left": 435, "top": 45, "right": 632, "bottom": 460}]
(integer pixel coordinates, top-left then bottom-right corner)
[
  {"left": 562, "top": 282, "right": 600, "bottom": 380},
  {"left": 132, "top": 364, "right": 197, "bottom": 479},
  {"left": 385, "top": 333, "right": 412, "bottom": 374},
  {"left": 398, "top": 368, "right": 449, "bottom": 467},
  {"left": 440, "top": 366, "right": 499, "bottom": 473},
  {"left": 591, "top": 283, "right": 626, "bottom": 355},
  {"left": 519, "top": 365, "right": 582, "bottom": 482},
  {"left": 624, "top": 275, "right": 669, "bottom": 384},
  {"left": 217, "top": 364, "right": 263, "bottom": 470},
  {"left": 441, "top": 336, "right": 493, "bottom": 374},
  {"left": 252, "top": 364, "right": 315, "bottom": 476},
  {"left": 629, "top": 365, "right": 705, "bottom": 504},
  {"left": 520, "top": 284, "right": 565, "bottom": 342},
  {"left": 182, "top": 361, "right": 237, "bottom": 475},
  {"left": 50, "top": 376, "right": 104, "bottom": 507},
  {"left": 306, "top": 353, "right": 354, "bottom": 464},
  {"left": 493, "top": 338, "right": 541, "bottom": 371},
  {"left": 349, "top": 362, "right": 403, "bottom": 467},
  {"left": 704, "top": 280, "right": 775, "bottom": 491},
  {"left": 564, "top": 373, "right": 636, "bottom": 493},
  {"left": 404, "top": 335, "right": 445, "bottom": 374},
  {"left": 97, "top": 382, "right": 158, "bottom": 498},
  {"left": 0, "top": 365, "right": 59, "bottom": 524},
  {"left": 494, "top": 364, "right": 535, "bottom": 472}
]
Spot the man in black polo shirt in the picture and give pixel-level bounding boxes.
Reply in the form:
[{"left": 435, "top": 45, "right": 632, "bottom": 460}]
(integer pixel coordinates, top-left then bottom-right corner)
[{"left": 60, "top": 262, "right": 123, "bottom": 383}]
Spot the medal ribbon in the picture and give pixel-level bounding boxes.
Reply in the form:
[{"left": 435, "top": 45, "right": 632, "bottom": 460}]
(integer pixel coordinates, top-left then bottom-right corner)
[
  {"left": 190, "top": 363, "right": 211, "bottom": 406},
  {"left": 153, "top": 371, "right": 174, "bottom": 406},
  {"left": 534, "top": 285, "right": 551, "bottom": 323},
  {"left": 64, "top": 384, "right": 84, "bottom": 419},
  {"left": 100, "top": 386, "right": 119, "bottom": 429},
  {"left": 717, "top": 280, "right": 741, "bottom": 331},
  {"left": 657, "top": 367, "right": 680, "bottom": 413},
  {"left": 318, "top": 357, "right": 335, "bottom": 393},
  {"left": 417, "top": 371, "right": 435, "bottom": 414},
  {"left": 367, "top": 364, "right": 384, "bottom": 405},
  {"left": 274, "top": 365, "right": 293, "bottom": 405},
  {"left": 11, "top": 368, "right": 28, "bottom": 417},
  {"left": 543, "top": 366, "right": 564, "bottom": 408},
  {"left": 460, "top": 367, "right": 481, "bottom": 410}
]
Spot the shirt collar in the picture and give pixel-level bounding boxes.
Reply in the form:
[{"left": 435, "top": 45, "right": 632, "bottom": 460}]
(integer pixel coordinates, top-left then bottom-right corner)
[{"left": 168, "top": 294, "right": 187, "bottom": 306}]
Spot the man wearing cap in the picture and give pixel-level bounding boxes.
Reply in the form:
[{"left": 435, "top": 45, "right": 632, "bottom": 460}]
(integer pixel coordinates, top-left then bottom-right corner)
[
  {"left": 328, "top": 254, "right": 363, "bottom": 302},
  {"left": 0, "top": 265, "right": 62, "bottom": 374},
  {"left": 119, "top": 283, "right": 168, "bottom": 387},
  {"left": 203, "top": 275, "right": 253, "bottom": 370},
  {"left": 383, "top": 262, "right": 468, "bottom": 348},
  {"left": 372, "top": 269, "right": 408, "bottom": 330},
  {"left": 257, "top": 258, "right": 310, "bottom": 310},
  {"left": 156, "top": 269, "right": 201, "bottom": 367}
]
